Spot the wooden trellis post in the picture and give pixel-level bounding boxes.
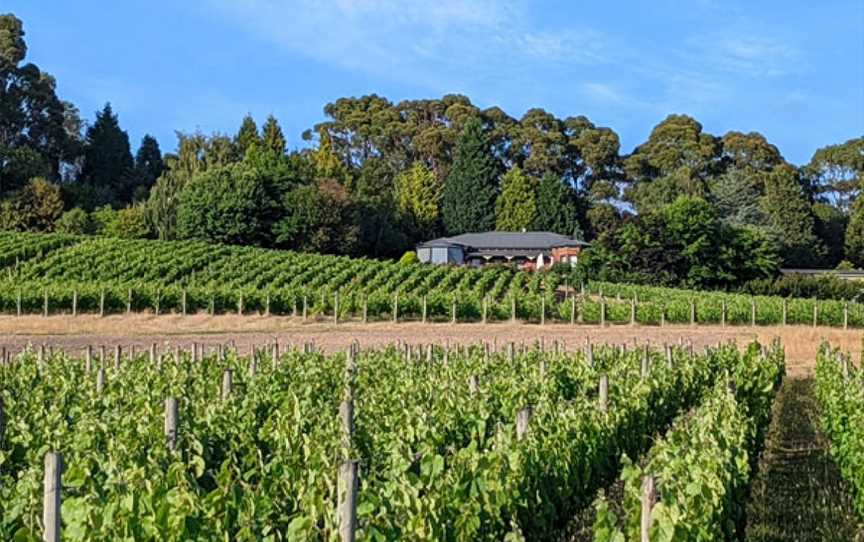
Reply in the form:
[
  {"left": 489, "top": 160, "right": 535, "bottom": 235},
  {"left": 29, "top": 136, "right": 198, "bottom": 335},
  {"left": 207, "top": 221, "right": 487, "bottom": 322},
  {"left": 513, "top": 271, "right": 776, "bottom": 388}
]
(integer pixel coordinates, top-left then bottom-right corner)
[
  {"left": 482, "top": 297, "right": 488, "bottom": 324},
  {"left": 127, "top": 288, "right": 132, "bottom": 314},
  {"left": 511, "top": 296, "right": 517, "bottom": 324},
  {"left": 72, "top": 290, "right": 78, "bottom": 317},
  {"left": 600, "top": 299, "right": 606, "bottom": 326},
  {"left": 641, "top": 345, "right": 650, "bottom": 379},
  {"left": 540, "top": 297, "right": 546, "bottom": 326},
  {"left": 422, "top": 295, "right": 428, "bottom": 324},
  {"left": 640, "top": 475, "right": 656, "bottom": 542},
  {"left": 689, "top": 299, "right": 696, "bottom": 326},
  {"left": 16, "top": 289, "right": 21, "bottom": 317},
  {"left": 182, "top": 290, "right": 187, "bottom": 316},
  {"left": 587, "top": 341, "right": 595, "bottom": 367},
  {"left": 0, "top": 396, "right": 5, "bottom": 446},
  {"left": 96, "top": 368, "right": 105, "bottom": 394},
  {"left": 265, "top": 293, "right": 270, "bottom": 317},
  {"left": 99, "top": 289, "right": 105, "bottom": 317},
  {"left": 164, "top": 398, "right": 178, "bottom": 450},
  {"left": 660, "top": 305, "right": 665, "bottom": 327},
  {"left": 598, "top": 374, "right": 609, "bottom": 413},
  {"left": 721, "top": 300, "right": 727, "bottom": 327},
  {"left": 392, "top": 294, "right": 399, "bottom": 323},
  {"left": 43, "top": 452, "right": 62, "bottom": 542},
  {"left": 630, "top": 296, "right": 637, "bottom": 325},
  {"left": 468, "top": 375, "right": 479, "bottom": 394},
  {"left": 782, "top": 298, "right": 788, "bottom": 326},
  {"left": 303, "top": 295, "right": 308, "bottom": 321},
  {"left": 451, "top": 298, "right": 457, "bottom": 324},
  {"left": 844, "top": 303, "right": 849, "bottom": 330},
  {"left": 338, "top": 460, "right": 359, "bottom": 542},
  {"left": 751, "top": 299, "right": 757, "bottom": 327},
  {"left": 334, "top": 292, "right": 340, "bottom": 325},
  {"left": 221, "top": 369, "right": 233, "bottom": 400},
  {"left": 362, "top": 296, "right": 368, "bottom": 324},
  {"left": 813, "top": 302, "right": 818, "bottom": 328},
  {"left": 43, "top": 288, "right": 48, "bottom": 317},
  {"left": 570, "top": 295, "right": 576, "bottom": 325},
  {"left": 516, "top": 406, "right": 532, "bottom": 440},
  {"left": 238, "top": 294, "right": 244, "bottom": 316}
]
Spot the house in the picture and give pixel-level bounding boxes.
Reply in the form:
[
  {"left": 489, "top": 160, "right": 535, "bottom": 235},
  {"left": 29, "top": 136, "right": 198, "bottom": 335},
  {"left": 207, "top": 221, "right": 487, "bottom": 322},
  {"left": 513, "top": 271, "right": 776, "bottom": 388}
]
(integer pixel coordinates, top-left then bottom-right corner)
[{"left": 416, "top": 231, "right": 589, "bottom": 270}]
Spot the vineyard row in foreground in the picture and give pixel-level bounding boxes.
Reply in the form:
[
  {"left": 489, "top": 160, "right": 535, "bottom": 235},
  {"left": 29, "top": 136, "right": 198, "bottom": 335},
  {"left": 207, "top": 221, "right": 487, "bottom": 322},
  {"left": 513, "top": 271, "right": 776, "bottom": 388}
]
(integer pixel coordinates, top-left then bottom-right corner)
[
  {"left": 1, "top": 339, "right": 782, "bottom": 541},
  {"left": 816, "top": 344, "right": 864, "bottom": 519}
]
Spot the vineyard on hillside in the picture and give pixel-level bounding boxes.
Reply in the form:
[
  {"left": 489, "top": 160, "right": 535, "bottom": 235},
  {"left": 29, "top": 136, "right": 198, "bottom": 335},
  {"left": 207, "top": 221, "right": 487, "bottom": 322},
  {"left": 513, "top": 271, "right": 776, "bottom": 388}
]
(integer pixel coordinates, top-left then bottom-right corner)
[
  {"left": 2, "top": 232, "right": 864, "bottom": 327},
  {"left": 1, "top": 339, "right": 783, "bottom": 540}
]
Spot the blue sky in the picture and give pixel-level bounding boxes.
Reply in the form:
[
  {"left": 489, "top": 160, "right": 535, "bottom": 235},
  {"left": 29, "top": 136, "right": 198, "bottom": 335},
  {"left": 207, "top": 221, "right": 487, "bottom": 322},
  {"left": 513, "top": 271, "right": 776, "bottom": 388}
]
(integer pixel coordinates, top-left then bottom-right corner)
[{"left": 7, "top": 0, "right": 863, "bottom": 165}]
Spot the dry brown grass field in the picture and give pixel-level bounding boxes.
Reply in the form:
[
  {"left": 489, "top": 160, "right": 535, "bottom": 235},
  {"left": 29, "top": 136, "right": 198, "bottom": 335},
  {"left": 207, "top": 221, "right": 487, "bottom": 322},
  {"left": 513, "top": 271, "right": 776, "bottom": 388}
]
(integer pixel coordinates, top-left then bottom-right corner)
[{"left": 1, "top": 314, "right": 861, "bottom": 377}]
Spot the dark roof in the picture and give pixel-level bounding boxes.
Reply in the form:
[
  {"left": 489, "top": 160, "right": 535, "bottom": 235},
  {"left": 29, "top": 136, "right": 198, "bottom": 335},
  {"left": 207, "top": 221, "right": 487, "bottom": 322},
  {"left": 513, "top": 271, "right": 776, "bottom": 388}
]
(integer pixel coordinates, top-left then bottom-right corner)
[{"left": 417, "top": 231, "right": 589, "bottom": 251}]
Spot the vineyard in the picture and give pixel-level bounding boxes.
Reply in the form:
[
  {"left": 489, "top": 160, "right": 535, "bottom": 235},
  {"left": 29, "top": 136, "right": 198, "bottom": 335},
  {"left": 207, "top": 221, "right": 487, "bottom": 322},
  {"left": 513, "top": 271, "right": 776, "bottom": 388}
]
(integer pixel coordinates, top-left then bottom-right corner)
[
  {"left": 0, "top": 338, "right": 793, "bottom": 541},
  {"left": 816, "top": 344, "right": 864, "bottom": 519},
  {"left": 2, "top": 232, "right": 864, "bottom": 329}
]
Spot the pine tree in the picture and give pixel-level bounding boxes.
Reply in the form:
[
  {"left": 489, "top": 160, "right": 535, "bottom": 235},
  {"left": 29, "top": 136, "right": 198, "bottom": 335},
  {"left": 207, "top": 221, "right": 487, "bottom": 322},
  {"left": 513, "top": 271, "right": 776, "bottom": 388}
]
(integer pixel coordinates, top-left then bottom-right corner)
[
  {"left": 235, "top": 114, "right": 260, "bottom": 157},
  {"left": 441, "top": 117, "right": 500, "bottom": 234},
  {"left": 495, "top": 167, "right": 536, "bottom": 231},
  {"left": 133, "top": 135, "right": 164, "bottom": 196},
  {"left": 760, "top": 164, "right": 825, "bottom": 266},
  {"left": 80, "top": 103, "right": 134, "bottom": 206},
  {"left": 262, "top": 115, "right": 286, "bottom": 156},
  {"left": 533, "top": 172, "right": 581, "bottom": 237}
]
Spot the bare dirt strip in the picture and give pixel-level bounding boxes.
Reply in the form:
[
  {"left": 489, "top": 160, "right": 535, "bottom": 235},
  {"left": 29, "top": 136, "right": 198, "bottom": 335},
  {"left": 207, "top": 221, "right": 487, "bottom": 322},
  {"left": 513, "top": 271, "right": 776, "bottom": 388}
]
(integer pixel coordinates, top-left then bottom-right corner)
[{"left": 1, "top": 314, "right": 861, "bottom": 376}]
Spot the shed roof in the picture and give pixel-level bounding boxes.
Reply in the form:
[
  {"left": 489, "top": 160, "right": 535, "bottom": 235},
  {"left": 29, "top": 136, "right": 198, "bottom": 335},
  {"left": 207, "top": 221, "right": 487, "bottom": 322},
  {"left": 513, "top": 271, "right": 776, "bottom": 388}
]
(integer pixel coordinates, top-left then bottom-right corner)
[{"left": 417, "top": 231, "right": 589, "bottom": 251}]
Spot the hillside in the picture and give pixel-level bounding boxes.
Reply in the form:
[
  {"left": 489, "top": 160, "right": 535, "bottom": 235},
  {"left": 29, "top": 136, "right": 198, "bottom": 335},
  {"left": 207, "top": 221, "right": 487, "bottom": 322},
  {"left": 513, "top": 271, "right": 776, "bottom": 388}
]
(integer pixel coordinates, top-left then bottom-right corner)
[{"left": 2, "top": 232, "right": 864, "bottom": 328}]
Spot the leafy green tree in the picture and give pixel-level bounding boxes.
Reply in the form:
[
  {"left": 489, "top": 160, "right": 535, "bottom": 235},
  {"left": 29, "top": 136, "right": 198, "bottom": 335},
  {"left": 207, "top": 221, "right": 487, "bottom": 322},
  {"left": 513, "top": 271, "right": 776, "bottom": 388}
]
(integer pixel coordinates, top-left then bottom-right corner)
[
  {"left": 261, "top": 115, "right": 286, "bottom": 156},
  {"left": 395, "top": 161, "right": 440, "bottom": 239},
  {"left": 709, "top": 168, "right": 766, "bottom": 228},
  {"left": 441, "top": 117, "right": 500, "bottom": 234},
  {"left": 313, "top": 128, "right": 352, "bottom": 185},
  {"left": 586, "top": 202, "right": 622, "bottom": 238},
  {"left": 534, "top": 172, "right": 582, "bottom": 237},
  {"left": 8, "top": 177, "right": 64, "bottom": 231},
  {"left": 760, "top": 164, "right": 825, "bottom": 267},
  {"left": 273, "top": 179, "right": 358, "bottom": 254},
  {"left": 495, "top": 167, "right": 536, "bottom": 231},
  {"left": 145, "top": 174, "right": 181, "bottom": 240},
  {"left": 91, "top": 204, "right": 149, "bottom": 238},
  {"left": 144, "top": 131, "right": 248, "bottom": 240},
  {"left": 0, "top": 14, "right": 79, "bottom": 195},
  {"left": 79, "top": 103, "right": 134, "bottom": 206},
  {"left": 177, "top": 163, "right": 272, "bottom": 245},
  {"left": 235, "top": 114, "right": 260, "bottom": 157},
  {"left": 845, "top": 196, "right": 864, "bottom": 266},
  {"left": 399, "top": 251, "right": 419, "bottom": 265},
  {"left": 624, "top": 115, "right": 721, "bottom": 212},
  {"left": 813, "top": 202, "right": 847, "bottom": 266},
  {"left": 590, "top": 196, "right": 777, "bottom": 288},
  {"left": 806, "top": 137, "right": 864, "bottom": 213},
  {"left": 55, "top": 207, "right": 93, "bottom": 234}
]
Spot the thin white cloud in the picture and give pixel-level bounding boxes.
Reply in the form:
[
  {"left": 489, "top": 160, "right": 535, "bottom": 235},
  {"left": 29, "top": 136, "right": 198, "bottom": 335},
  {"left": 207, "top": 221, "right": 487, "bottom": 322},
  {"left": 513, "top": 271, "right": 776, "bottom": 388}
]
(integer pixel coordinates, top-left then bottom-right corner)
[
  {"left": 204, "top": 0, "right": 605, "bottom": 93},
  {"left": 706, "top": 36, "right": 797, "bottom": 77}
]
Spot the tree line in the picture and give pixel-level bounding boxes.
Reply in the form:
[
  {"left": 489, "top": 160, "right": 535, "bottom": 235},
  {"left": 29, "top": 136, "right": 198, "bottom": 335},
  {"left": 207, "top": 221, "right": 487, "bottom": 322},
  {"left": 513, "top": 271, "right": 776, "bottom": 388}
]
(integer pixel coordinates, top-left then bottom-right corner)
[{"left": 1, "top": 13, "right": 862, "bottom": 290}]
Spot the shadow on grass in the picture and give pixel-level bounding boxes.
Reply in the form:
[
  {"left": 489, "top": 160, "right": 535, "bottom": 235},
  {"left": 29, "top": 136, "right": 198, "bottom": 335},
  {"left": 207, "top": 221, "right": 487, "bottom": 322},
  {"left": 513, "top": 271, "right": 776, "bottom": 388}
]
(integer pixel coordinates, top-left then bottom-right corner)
[{"left": 745, "top": 378, "right": 863, "bottom": 541}]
